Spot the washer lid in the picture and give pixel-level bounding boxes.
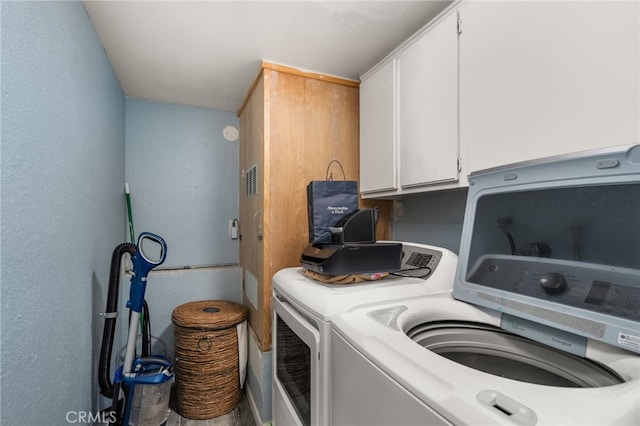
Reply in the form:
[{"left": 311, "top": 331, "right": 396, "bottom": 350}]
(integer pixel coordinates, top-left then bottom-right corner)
[{"left": 454, "top": 144, "right": 640, "bottom": 354}]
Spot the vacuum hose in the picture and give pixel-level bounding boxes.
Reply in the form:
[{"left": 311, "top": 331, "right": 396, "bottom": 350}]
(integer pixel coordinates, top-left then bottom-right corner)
[{"left": 99, "top": 242, "right": 137, "bottom": 399}]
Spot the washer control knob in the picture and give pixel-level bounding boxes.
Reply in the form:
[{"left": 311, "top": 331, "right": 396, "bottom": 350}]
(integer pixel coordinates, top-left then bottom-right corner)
[{"left": 539, "top": 272, "right": 569, "bottom": 295}]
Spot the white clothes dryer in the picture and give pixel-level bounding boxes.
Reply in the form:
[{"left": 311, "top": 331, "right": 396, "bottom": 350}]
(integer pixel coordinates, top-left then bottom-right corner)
[
  {"left": 331, "top": 144, "right": 640, "bottom": 426},
  {"left": 272, "top": 242, "right": 458, "bottom": 426}
]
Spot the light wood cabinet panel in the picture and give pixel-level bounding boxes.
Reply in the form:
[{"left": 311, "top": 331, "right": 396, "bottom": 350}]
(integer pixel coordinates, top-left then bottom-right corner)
[{"left": 238, "top": 62, "right": 392, "bottom": 351}]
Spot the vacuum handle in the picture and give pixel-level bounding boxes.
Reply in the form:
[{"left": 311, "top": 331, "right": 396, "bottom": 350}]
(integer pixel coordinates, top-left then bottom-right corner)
[
  {"left": 136, "top": 232, "right": 167, "bottom": 271},
  {"left": 129, "top": 232, "right": 167, "bottom": 313}
]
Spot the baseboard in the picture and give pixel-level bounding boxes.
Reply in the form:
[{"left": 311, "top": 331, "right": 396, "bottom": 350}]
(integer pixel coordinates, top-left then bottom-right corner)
[{"left": 246, "top": 386, "right": 270, "bottom": 426}]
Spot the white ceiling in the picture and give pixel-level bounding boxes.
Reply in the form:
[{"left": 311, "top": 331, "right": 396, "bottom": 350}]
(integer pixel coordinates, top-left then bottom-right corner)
[{"left": 83, "top": 0, "right": 453, "bottom": 113}]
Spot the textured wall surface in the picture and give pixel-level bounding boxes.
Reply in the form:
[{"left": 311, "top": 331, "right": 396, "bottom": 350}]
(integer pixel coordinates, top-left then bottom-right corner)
[
  {"left": 392, "top": 189, "right": 468, "bottom": 254},
  {"left": 1, "top": 1, "right": 125, "bottom": 424},
  {"left": 123, "top": 99, "right": 242, "bottom": 365},
  {"left": 125, "top": 98, "right": 239, "bottom": 268}
]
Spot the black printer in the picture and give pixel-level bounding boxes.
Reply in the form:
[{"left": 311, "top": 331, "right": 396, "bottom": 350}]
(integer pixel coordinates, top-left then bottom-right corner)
[{"left": 300, "top": 208, "right": 402, "bottom": 275}]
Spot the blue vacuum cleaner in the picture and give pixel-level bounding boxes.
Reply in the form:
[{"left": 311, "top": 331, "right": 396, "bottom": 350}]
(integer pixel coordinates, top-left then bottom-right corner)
[{"left": 99, "top": 232, "right": 173, "bottom": 426}]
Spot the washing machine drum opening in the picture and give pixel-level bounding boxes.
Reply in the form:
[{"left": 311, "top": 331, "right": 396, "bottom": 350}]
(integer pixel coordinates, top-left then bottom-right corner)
[{"left": 407, "top": 321, "right": 624, "bottom": 388}]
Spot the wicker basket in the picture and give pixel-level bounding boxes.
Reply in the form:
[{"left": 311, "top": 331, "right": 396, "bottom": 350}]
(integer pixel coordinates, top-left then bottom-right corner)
[{"left": 172, "top": 300, "right": 248, "bottom": 420}]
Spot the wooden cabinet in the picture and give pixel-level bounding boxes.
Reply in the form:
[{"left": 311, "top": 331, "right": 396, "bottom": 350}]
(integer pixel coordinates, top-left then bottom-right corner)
[
  {"left": 238, "top": 62, "right": 392, "bottom": 351},
  {"left": 360, "top": 8, "right": 461, "bottom": 198}
]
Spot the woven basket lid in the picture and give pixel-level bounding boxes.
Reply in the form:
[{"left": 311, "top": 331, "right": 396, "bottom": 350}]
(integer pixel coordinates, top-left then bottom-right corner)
[{"left": 172, "top": 300, "right": 247, "bottom": 329}]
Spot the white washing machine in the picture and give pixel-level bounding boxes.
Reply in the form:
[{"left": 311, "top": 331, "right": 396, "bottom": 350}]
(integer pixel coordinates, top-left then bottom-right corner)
[
  {"left": 271, "top": 242, "right": 458, "bottom": 426},
  {"left": 331, "top": 144, "right": 640, "bottom": 425}
]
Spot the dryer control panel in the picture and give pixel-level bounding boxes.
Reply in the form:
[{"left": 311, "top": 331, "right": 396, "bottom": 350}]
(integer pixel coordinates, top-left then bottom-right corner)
[
  {"left": 397, "top": 245, "right": 443, "bottom": 279},
  {"left": 467, "top": 254, "right": 640, "bottom": 321}
]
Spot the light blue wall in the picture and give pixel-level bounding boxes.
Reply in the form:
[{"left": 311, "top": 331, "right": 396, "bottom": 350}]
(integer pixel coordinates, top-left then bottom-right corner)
[
  {"left": 124, "top": 98, "right": 242, "bottom": 360},
  {"left": 125, "top": 98, "right": 239, "bottom": 268},
  {"left": 392, "top": 189, "right": 468, "bottom": 254},
  {"left": 1, "top": 1, "right": 125, "bottom": 424}
]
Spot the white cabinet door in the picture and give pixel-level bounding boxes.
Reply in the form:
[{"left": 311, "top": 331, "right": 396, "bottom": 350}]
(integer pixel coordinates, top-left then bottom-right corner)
[
  {"left": 461, "top": 1, "right": 640, "bottom": 173},
  {"left": 399, "top": 11, "right": 459, "bottom": 188},
  {"left": 360, "top": 60, "right": 397, "bottom": 193}
]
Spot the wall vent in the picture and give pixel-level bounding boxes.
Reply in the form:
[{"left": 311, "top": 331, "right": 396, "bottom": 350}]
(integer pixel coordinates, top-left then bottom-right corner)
[{"left": 246, "top": 165, "right": 258, "bottom": 197}]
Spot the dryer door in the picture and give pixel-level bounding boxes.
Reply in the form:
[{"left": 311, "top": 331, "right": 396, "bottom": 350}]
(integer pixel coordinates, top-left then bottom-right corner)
[{"left": 272, "top": 294, "right": 322, "bottom": 426}]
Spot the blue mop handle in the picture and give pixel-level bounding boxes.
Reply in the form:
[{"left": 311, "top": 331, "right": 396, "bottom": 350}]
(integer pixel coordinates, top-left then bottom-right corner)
[{"left": 128, "top": 232, "right": 167, "bottom": 313}]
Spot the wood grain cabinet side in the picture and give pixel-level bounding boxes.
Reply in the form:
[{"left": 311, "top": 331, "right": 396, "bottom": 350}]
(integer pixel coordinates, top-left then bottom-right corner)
[{"left": 238, "top": 62, "right": 392, "bottom": 351}]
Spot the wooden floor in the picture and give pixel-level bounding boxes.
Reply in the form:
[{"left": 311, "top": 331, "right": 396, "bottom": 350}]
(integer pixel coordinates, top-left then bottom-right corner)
[{"left": 165, "top": 389, "right": 255, "bottom": 426}]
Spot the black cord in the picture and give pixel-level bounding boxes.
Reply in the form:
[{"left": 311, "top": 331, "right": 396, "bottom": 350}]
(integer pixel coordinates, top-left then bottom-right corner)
[
  {"left": 142, "top": 300, "right": 151, "bottom": 357},
  {"left": 391, "top": 266, "right": 433, "bottom": 279},
  {"left": 497, "top": 217, "right": 516, "bottom": 255}
]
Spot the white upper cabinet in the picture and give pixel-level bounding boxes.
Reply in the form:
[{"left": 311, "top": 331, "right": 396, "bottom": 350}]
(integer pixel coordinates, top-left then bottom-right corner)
[
  {"left": 399, "top": 11, "right": 459, "bottom": 189},
  {"left": 360, "top": 59, "right": 396, "bottom": 193},
  {"left": 359, "top": 0, "right": 639, "bottom": 198},
  {"left": 460, "top": 0, "right": 640, "bottom": 173},
  {"left": 360, "top": 7, "right": 460, "bottom": 198}
]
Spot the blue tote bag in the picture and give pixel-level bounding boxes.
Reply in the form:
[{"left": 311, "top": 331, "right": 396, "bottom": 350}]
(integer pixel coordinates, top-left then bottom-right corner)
[{"left": 307, "top": 160, "right": 359, "bottom": 244}]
